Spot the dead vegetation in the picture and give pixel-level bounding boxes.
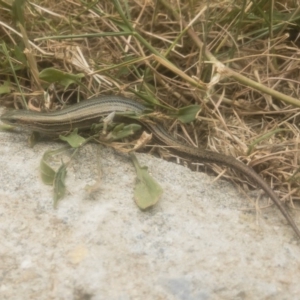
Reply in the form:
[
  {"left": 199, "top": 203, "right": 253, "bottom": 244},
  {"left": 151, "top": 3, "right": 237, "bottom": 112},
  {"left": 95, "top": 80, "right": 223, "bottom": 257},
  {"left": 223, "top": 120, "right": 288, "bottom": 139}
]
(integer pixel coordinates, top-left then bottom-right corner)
[{"left": 1, "top": 0, "right": 300, "bottom": 206}]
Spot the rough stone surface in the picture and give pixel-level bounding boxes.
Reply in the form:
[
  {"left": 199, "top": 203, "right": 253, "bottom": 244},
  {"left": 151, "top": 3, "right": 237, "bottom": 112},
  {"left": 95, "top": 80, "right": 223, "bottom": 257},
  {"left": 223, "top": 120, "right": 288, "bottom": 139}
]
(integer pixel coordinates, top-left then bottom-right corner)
[{"left": 1, "top": 123, "right": 300, "bottom": 299}]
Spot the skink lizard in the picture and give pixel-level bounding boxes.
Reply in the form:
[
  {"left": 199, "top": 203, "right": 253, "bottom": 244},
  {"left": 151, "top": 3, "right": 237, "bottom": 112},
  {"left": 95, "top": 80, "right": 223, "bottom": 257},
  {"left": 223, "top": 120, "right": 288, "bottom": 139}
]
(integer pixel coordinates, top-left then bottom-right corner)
[{"left": 1, "top": 95, "right": 300, "bottom": 238}]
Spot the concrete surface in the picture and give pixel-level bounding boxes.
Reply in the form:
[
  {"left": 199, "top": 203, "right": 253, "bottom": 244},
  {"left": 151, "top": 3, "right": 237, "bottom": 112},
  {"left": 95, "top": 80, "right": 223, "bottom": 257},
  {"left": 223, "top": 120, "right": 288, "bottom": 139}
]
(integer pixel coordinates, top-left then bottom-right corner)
[{"left": 1, "top": 123, "right": 300, "bottom": 299}]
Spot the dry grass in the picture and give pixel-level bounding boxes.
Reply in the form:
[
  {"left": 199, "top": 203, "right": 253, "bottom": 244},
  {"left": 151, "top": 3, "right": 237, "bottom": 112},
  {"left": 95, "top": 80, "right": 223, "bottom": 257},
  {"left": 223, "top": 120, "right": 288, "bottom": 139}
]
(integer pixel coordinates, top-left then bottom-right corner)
[{"left": 1, "top": 0, "right": 300, "bottom": 206}]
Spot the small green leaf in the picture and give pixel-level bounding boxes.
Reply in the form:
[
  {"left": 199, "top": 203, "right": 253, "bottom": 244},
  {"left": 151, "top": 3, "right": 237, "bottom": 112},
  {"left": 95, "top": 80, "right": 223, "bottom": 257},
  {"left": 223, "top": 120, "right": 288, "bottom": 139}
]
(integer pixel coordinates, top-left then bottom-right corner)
[
  {"left": 39, "top": 68, "right": 84, "bottom": 88},
  {"left": 13, "top": 45, "right": 27, "bottom": 65},
  {"left": 40, "top": 152, "right": 56, "bottom": 185},
  {"left": 40, "top": 147, "right": 71, "bottom": 207},
  {"left": 53, "top": 163, "right": 67, "bottom": 208},
  {"left": 12, "top": 0, "right": 26, "bottom": 25},
  {"left": 107, "top": 123, "right": 142, "bottom": 141},
  {"left": 28, "top": 131, "right": 41, "bottom": 148},
  {"left": 40, "top": 146, "right": 70, "bottom": 185},
  {"left": 59, "top": 129, "right": 86, "bottom": 148},
  {"left": 173, "top": 105, "right": 201, "bottom": 123},
  {"left": 0, "top": 81, "right": 11, "bottom": 94},
  {"left": 130, "top": 153, "right": 163, "bottom": 210}
]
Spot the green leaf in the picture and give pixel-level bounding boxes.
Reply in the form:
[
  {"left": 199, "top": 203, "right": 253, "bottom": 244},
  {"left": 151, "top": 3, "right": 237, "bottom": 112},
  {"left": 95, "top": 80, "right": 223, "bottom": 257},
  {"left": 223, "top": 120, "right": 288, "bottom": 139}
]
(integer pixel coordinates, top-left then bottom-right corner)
[
  {"left": 40, "top": 147, "right": 71, "bottom": 207},
  {"left": 173, "top": 105, "right": 201, "bottom": 123},
  {"left": 130, "top": 153, "right": 163, "bottom": 210},
  {"left": 39, "top": 68, "right": 84, "bottom": 88},
  {"left": 59, "top": 129, "right": 86, "bottom": 148},
  {"left": 40, "top": 151, "right": 56, "bottom": 185},
  {"left": 0, "top": 81, "right": 11, "bottom": 95},
  {"left": 28, "top": 131, "right": 41, "bottom": 148},
  {"left": 12, "top": 0, "right": 26, "bottom": 25},
  {"left": 53, "top": 163, "right": 67, "bottom": 208},
  {"left": 13, "top": 45, "right": 27, "bottom": 65},
  {"left": 39, "top": 146, "right": 70, "bottom": 185},
  {"left": 107, "top": 123, "right": 142, "bottom": 141}
]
